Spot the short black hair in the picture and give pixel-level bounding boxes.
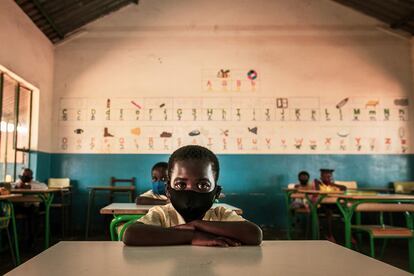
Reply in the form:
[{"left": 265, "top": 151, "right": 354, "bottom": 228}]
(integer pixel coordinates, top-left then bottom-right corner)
[
  {"left": 22, "top": 168, "right": 33, "bottom": 175},
  {"left": 298, "top": 171, "right": 310, "bottom": 178},
  {"left": 168, "top": 145, "right": 220, "bottom": 182},
  {"left": 151, "top": 162, "right": 168, "bottom": 172}
]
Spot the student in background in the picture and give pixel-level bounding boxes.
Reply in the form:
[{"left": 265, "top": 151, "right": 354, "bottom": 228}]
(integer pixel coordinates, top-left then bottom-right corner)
[
  {"left": 135, "top": 162, "right": 169, "bottom": 205},
  {"left": 313, "top": 168, "right": 346, "bottom": 243},
  {"left": 14, "top": 168, "right": 47, "bottom": 190},
  {"left": 124, "top": 145, "right": 262, "bottom": 247},
  {"left": 295, "top": 171, "right": 310, "bottom": 189},
  {"left": 289, "top": 171, "right": 311, "bottom": 209},
  {"left": 313, "top": 169, "right": 346, "bottom": 192},
  {"left": 13, "top": 168, "right": 47, "bottom": 247},
  {"left": 287, "top": 171, "right": 310, "bottom": 190}
]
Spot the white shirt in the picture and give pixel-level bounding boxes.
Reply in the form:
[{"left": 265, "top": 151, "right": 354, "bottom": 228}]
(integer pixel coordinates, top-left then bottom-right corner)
[
  {"left": 138, "top": 203, "right": 245, "bottom": 227},
  {"left": 14, "top": 179, "right": 48, "bottom": 190}
]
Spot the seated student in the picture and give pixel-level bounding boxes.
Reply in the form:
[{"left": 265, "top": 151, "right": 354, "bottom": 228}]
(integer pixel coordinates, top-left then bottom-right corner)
[
  {"left": 295, "top": 171, "right": 310, "bottom": 189},
  {"left": 13, "top": 168, "right": 47, "bottom": 247},
  {"left": 290, "top": 171, "right": 311, "bottom": 209},
  {"left": 312, "top": 168, "right": 346, "bottom": 243},
  {"left": 14, "top": 168, "right": 47, "bottom": 190},
  {"left": 312, "top": 169, "right": 346, "bottom": 192},
  {"left": 136, "top": 162, "right": 169, "bottom": 205},
  {"left": 124, "top": 145, "right": 262, "bottom": 247}
]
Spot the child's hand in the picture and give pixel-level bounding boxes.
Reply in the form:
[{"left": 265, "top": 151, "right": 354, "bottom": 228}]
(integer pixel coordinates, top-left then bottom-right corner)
[{"left": 191, "top": 231, "right": 240, "bottom": 247}]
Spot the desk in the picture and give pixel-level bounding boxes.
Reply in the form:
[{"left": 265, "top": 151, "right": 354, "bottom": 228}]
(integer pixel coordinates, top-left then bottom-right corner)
[
  {"left": 100, "top": 203, "right": 243, "bottom": 215},
  {"left": 5, "top": 241, "right": 410, "bottom": 276},
  {"left": 10, "top": 189, "right": 62, "bottom": 249},
  {"left": 331, "top": 193, "right": 414, "bottom": 248},
  {"left": 293, "top": 189, "right": 342, "bottom": 240},
  {"left": 0, "top": 194, "right": 22, "bottom": 265},
  {"left": 85, "top": 186, "right": 135, "bottom": 239}
]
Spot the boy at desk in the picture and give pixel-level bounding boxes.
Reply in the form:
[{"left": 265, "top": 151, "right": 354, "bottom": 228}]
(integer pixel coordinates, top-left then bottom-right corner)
[
  {"left": 289, "top": 171, "right": 311, "bottom": 209},
  {"left": 13, "top": 168, "right": 47, "bottom": 247},
  {"left": 14, "top": 168, "right": 47, "bottom": 190},
  {"left": 135, "top": 162, "right": 169, "bottom": 205},
  {"left": 313, "top": 169, "right": 346, "bottom": 192},
  {"left": 124, "top": 145, "right": 262, "bottom": 247}
]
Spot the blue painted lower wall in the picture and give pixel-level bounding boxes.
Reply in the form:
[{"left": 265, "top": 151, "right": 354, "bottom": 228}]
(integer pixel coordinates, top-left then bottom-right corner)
[{"left": 31, "top": 152, "right": 414, "bottom": 234}]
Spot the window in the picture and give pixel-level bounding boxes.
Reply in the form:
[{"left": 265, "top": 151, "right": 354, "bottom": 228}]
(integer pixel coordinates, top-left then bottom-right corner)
[{"left": 0, "top": 72, "right": 32, "bottom": 182}]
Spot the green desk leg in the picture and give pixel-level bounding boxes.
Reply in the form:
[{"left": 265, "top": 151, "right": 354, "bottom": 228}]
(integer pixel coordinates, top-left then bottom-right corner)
[
  {"left": 39, "top": 193, "right": 54, "bottom": 249},
  {"left": 85, "top": 189, "right": 95, "bottom": 240},
  {"left": 6, "top": 201, "right": 20, "bottom": 265},
  {"left": 336, "top": 198, "right": 354, "bottom": 249},
  {"left": 119, "top": 218, "right": 142, "bottom": 241},
  {"left": 355, "top": 212, "right": 362, "bottom": 248},
  {"left": 110, "top": 215, "right": 142, "bottom": 241},
  {"left": 304, "top": 193, "right": 327, "bottom": 240}
]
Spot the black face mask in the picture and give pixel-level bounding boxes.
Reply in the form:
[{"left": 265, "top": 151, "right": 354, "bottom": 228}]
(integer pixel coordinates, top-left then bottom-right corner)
[{"left": 168, "top": 186, "right": 221, "bottom": 222}]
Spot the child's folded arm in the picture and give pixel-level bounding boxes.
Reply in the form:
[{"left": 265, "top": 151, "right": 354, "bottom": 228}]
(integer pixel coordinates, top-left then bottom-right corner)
[
  {"left": 188, "top": 220, "right": 263, "bottom": 246},
  {"left": 123, "top": 222, "right": 193, "bottom": 246},
  {"left": 123, "top": 222, "right": 240, "bottom": 247}
]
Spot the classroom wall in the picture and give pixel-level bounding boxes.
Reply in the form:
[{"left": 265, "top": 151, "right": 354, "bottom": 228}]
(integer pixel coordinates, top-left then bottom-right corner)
[
  {"left": 0, "top": 0, "right": 54, "bottom": 154},
  {"left": 50, "top": 0, "right": 414, "bottom": 232}
]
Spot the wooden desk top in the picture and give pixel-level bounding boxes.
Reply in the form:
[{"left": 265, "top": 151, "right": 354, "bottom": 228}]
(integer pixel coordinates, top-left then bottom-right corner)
[
  {"left": 88, "top": 186, "right": 135, "bottom": 191},
  {"left": 0, "top": 194, "right": 22, "bottom": 200},
  {"left": 5, "top": 241, "right": 409, "bottom": 276},
  {"left": 10, "top": 188, "right": 63, "bottom": 194},
  {"left": 100, "top": 203, "right": 243, "bottom": 215},
  {"left": 294, "top": 189, "right": 414, "bottom": 200},
  {"left": 296, "top": 189, "right": 343, "bottom": 195},
  {"left": 331, "top": 193, "right": 414, "bottom": 200}
]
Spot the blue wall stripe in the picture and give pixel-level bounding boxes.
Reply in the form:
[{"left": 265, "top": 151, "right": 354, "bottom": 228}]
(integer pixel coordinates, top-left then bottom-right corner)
[{"left": 30, "top": 152, "right": 414, "bottom": 234}]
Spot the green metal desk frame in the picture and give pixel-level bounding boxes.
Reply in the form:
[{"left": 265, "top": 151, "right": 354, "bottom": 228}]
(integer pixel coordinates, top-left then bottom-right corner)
[
  {"left": 303, "top": 193, "right": 327, "bottom": 240},
  {"left": 336, "top": 198, "right": 414, "bottom": 273},
  {"left": 38, "top": 193, "right": 55, "bottom": 249},
  {"left": 0, "top": 200, "right": 20, "bottom": 265},
  {"left": 284, "top": 190, "right": 327, "bottom": 240},
  {"left": 10, "top": 191, "right": 55, "bottom": 250},
  {"left": 109, "top": 214, "right": 143, "bottom": 241}
]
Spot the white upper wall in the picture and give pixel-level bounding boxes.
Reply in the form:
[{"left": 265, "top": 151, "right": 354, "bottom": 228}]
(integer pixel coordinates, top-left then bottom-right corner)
[
  {"left": 0, "top": 0, "right": 54, "bottom": 152},
  {"left": 53, "top": 0, "right": 413, "bottom": 153},
  {"left": 54, "top": 0, "right": 412, "bottom": 97}
]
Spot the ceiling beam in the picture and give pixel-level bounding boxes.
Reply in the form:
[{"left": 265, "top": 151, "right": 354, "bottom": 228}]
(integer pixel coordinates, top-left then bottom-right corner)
[
  {"left": 31, "top": 0, "right": 64, "bottom": 39},
  {"left": 390, "top": 10, "right": 414, "bottom": 29}
]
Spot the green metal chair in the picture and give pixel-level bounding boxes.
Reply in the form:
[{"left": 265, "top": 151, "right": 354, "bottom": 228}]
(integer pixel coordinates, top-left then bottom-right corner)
[
  {"left": 351, "top": 205, "right": 414, "bottom": 273},
  {"left": 0, "top": 201, "right": 16, "bottom": 265}
]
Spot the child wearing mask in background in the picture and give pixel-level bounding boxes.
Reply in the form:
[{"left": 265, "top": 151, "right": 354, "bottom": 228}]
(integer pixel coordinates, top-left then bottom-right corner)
[
  {"left": 135, "top": 162, "right": 169, "bottom": 205},
  {"left": 124, "top": 145, "right": 262, "bottom": 247}
]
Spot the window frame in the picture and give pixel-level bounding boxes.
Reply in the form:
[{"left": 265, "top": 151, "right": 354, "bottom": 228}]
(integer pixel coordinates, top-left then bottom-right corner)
[{"left": 0, "top": 72, "right": 33, "bottom": 182}]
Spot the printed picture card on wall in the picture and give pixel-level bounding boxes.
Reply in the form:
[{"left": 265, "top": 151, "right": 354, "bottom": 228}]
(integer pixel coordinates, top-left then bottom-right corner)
[{"left": 202, "top": 69, "right": 260, "bottom": 92}]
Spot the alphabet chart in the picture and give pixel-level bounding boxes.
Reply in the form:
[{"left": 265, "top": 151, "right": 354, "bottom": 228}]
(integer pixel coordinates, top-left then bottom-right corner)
[{"left": 57, "top": 96, "right": 410, "bottom": 154}]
